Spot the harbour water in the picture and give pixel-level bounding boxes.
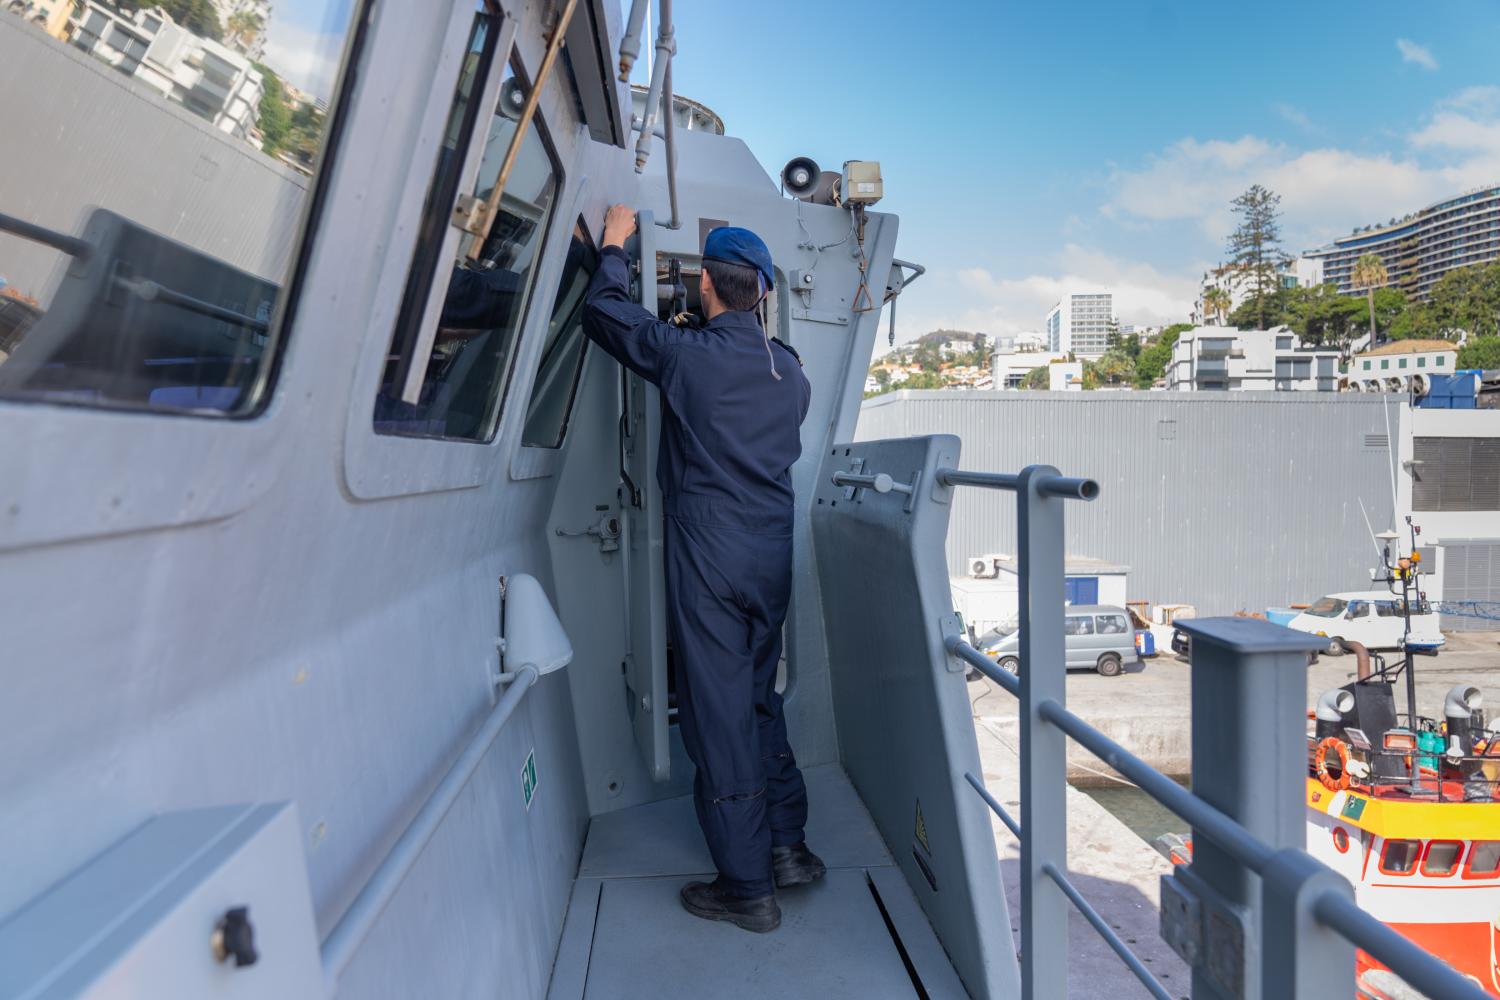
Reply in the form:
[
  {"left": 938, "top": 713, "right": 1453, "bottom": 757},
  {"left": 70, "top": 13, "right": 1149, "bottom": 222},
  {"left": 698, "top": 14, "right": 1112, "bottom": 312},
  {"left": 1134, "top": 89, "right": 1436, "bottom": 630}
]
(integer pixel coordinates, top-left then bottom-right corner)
[{"left": 1077, "top": 781, "right": 1188, "bottom": 844}]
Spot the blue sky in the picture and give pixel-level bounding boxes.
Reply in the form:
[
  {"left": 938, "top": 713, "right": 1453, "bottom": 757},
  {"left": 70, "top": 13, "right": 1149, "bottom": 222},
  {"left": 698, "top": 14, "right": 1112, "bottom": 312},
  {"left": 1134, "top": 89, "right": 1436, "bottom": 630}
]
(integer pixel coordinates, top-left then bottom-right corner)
[
  {"left": 657, "top": 1, "right": 1500, "bottom": 349},
  {"left": 263, "top": 0, "right": 1500, "bottom": 349}
]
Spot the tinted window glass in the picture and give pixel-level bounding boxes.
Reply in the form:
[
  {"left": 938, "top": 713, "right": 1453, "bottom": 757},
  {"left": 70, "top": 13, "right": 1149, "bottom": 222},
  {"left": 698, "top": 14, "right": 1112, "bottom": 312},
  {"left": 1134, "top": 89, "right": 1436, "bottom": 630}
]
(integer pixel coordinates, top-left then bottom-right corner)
[
  {"left": 1381, "top": 839, "right": 1420, "bottom": 874},
  {"left": 0, "top": 0, "right": 354, "bottom": 414},
  {"left": 1096, "top": 613, "right": 1129, "bottom": 634},
  {"left": 1064, "top": 615, "right": 1094, "bottom": 636},
  {"left": 1422, "top": 842, "right": 1462, "bottom": 877},
  {"left": 1346, "top": 601, "right": 1369, "bottom": 619},
  {"left": 375, "top": 51, "right": 559, "bottom": 442},
  {"left": 1306, "top": 597, "right": 1347, "bottom": 618},
  {"left": 521, "top": 221, "right": 596, "bottom": 448}
]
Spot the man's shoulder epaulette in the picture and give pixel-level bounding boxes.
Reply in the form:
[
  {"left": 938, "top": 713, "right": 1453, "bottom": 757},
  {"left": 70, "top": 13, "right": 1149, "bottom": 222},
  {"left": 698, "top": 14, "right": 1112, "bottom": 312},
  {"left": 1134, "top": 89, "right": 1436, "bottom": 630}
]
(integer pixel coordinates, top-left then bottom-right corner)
[{"left": 770, "top": 337, "right": 803, "bottom": 366}]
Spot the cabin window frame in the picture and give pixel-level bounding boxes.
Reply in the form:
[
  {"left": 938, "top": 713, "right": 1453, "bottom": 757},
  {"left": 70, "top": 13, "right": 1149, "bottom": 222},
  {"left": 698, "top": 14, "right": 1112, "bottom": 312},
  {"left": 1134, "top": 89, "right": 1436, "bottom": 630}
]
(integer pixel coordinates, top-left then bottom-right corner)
[
  {"left": 1377, "top": 838, "right": 1422, "bottom": 877},
  {"left": 1419, "top": 839, "right": 1464, "bottom": 877},
  {"left": 372, "top": 42, "right": 566, "bottom": 446},
  {"left": 517, "top": 216, "right": 598, "bottom": 451},
  {"left": 0, "top": 0, "right": 377, "bottom": 551},
  {"left": 0, "top": 1, "right": 370, "bottom": 422},
  {"left": 340, "top": 9, "right": 590, "bottom": 499},
  {"left": 1462, "top": 840, "right": 1500, "bottom": 880}
]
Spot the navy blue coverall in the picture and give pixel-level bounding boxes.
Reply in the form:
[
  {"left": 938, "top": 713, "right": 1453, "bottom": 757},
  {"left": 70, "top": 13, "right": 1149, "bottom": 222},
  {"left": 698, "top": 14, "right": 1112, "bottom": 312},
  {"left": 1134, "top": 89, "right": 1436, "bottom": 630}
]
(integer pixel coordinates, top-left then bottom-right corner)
[{"left": 584, "top": 244, "right": 811, "bottom": 898}]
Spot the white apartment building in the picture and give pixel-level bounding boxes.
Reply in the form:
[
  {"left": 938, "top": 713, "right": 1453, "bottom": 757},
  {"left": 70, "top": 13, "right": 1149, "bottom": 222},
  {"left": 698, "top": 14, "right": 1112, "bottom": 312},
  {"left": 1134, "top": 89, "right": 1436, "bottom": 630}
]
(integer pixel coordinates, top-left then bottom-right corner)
[
  {"left": 1347, "top": 340, "right": 1460, "bottom": 395},
  {"left": 1044, "top": 291, "right": 1113, "bottom": 358},
  {"left": 1167, "top": 326, "right": 1339, "bottom": 392},
  {"left": 73, "top": 3, "right": 263, "bottom": 141},
  {"left": 991, "top": 344, "right": 1065, "bottom": 390}
]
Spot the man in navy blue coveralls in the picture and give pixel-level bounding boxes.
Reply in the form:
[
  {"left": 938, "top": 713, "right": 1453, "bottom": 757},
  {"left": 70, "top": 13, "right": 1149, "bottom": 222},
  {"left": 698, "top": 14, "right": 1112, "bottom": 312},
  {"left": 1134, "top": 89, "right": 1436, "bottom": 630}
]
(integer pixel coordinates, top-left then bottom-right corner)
[{"left": 584, "top": 205, "right": 825, "bottom": 933}]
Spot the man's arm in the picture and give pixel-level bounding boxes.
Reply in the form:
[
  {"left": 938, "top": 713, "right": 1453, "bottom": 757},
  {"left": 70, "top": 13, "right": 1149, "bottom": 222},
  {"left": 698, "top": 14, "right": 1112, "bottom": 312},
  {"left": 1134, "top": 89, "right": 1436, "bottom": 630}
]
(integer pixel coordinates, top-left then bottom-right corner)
[{"left": 582, "top": 205, "right": 677, "bottom": 383}]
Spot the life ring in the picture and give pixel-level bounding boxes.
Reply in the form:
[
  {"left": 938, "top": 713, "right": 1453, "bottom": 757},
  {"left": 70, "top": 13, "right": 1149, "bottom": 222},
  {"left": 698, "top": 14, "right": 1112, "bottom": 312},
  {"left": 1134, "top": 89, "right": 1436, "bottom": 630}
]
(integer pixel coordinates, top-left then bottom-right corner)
[{"left": 1316, "top": 737, "right": 1351, "bottom": 791}]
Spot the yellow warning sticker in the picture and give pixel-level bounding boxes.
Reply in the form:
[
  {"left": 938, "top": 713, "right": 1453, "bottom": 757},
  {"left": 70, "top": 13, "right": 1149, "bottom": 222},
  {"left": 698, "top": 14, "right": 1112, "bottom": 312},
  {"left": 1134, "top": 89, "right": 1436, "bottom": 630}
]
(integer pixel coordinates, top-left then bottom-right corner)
[{"left": 914, "top": 799, "right": 931, "bottom": 855}]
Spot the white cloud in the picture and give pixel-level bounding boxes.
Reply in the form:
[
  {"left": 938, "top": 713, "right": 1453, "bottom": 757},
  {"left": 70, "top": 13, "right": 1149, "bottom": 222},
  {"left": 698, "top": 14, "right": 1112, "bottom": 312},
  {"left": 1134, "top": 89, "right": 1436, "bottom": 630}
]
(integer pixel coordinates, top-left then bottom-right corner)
[
  {"left": 261, "top": 20, "right": 344, "bottom": 99},
  {"left": 1396, "top": 38, "right": 1438, "bottom": 71},
  {"left": 1104, "top": 88, "right": 1500, "bottom": 252},
  {"left": 922, "top": 246, "right": 1200, "bottom": 336}
]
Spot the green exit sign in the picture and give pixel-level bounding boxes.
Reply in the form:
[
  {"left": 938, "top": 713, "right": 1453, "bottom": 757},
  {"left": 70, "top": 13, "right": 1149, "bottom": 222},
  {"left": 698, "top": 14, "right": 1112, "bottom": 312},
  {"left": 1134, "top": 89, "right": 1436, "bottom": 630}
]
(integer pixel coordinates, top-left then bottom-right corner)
[{"left": 521, "top": 749, "right": 538, "bottom": 811}]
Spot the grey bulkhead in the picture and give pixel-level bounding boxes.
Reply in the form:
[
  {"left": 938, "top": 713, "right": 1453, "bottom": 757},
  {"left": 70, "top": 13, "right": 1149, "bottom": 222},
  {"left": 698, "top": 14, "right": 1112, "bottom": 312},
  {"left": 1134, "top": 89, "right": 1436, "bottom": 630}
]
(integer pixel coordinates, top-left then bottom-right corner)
[{"left": 0, "top": 1, "right": 1014, "bottom": 997}]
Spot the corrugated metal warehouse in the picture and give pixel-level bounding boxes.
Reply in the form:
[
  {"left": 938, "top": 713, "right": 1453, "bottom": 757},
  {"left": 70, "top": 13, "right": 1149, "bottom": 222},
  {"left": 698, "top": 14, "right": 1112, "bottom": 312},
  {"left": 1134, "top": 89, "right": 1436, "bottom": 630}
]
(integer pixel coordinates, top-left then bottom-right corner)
[{"left": 856, "top": 391, "right": 1405, "bottom": 616}]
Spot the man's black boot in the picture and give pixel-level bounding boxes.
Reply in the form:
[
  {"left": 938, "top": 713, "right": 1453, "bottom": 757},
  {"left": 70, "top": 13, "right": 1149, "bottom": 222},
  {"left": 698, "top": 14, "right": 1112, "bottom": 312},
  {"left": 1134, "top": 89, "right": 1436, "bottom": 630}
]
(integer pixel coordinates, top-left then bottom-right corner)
[
  {"left": 772, "top": 842, "right": 827, "bottom": 888},
  {"left": 679, "top": 879, "right": 781, "bottom": 933}
]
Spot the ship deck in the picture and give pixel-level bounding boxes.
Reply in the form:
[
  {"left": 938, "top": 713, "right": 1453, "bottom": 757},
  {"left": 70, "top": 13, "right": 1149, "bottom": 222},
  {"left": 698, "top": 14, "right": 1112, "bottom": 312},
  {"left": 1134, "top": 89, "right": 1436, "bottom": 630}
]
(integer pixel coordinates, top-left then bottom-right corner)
[{"left": 546, "top": 764, "right": 970, "bottom": 999}]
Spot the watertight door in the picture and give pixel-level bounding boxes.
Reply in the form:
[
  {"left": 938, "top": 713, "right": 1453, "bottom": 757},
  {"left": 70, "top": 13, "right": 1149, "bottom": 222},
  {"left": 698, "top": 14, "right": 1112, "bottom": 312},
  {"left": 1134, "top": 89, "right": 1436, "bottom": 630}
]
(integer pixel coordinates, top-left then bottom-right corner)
[{"left": 619, "top": 210, "right": 670, "bottom": 781}]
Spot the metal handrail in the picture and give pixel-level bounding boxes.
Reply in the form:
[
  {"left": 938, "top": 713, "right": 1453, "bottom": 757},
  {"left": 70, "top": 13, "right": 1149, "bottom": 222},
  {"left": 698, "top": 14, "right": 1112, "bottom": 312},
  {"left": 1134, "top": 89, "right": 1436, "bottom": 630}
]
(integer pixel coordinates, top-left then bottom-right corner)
[
  {"left": 1315, "top": 893, "right": 1492, "bottom": 1000},
  {"left": 963, "top": 771, "right": 1019, "bottom": 839},
  {"left": 938, "top": 464, "right": 1489, "bottom": 1000},
  {"left": 321, "top": 665, "right": 539, "bottom": 992}
]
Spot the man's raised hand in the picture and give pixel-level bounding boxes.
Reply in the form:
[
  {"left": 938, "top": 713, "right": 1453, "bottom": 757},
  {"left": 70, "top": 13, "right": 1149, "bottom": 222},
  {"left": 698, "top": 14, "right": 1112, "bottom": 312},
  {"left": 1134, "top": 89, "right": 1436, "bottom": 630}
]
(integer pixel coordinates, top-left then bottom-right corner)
[{"left": 603, "top": 204, "right": 637, "bottom": 249}]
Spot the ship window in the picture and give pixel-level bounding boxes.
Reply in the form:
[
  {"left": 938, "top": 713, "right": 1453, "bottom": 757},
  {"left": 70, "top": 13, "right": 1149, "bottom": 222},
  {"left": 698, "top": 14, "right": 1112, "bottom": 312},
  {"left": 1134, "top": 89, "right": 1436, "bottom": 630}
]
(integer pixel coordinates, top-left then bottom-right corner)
[
  {"left": 1468, "top": 842, "right": 1500, "bottom": 877},
  {"left": 375, "top": 47, "right": 560, "bottom": 443},
  {"left": 1379, "top": 839, "right": 1421, "bottom": 875},
  {"left": 0, "top": 0, "right": 360, "bottom": 416},
  {"left": 1421, "top": 841, "right": 1463, "bottom": 877},
  {"left": 1305, "top": 597, "right": 1347, "bottom": 618},
  {"left": 1064, "top": 615, "right": 1094, "bottom": 636},
  {"left": 521, "top": 220, "right": 597, "bottom": 448}
]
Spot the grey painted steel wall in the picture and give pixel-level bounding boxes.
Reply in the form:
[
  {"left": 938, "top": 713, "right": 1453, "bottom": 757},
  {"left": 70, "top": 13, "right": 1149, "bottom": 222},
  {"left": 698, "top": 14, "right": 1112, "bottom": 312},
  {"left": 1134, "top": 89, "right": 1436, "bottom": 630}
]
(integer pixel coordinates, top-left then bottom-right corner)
[
  {"left": 856, "top": 391, "right": 1403, "bottom": 615},
  {"left": 0, "top": 17, "right": 307, "bottom": 301}
]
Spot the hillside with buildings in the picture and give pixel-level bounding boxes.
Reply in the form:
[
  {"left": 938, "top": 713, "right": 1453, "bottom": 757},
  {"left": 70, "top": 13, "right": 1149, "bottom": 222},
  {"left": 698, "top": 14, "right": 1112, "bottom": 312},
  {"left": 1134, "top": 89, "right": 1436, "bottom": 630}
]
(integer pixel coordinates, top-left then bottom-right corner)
[{"left": 871, "top": 181, "right": 1500, "bottom": 399}]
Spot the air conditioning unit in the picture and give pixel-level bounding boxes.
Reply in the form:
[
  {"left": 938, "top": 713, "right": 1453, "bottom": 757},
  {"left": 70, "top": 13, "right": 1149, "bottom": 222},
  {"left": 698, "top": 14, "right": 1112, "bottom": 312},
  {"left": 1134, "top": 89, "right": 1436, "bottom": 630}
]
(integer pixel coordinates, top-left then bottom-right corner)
[{"left": 968, "top": 554, "right": 1004, "bottom": 579}]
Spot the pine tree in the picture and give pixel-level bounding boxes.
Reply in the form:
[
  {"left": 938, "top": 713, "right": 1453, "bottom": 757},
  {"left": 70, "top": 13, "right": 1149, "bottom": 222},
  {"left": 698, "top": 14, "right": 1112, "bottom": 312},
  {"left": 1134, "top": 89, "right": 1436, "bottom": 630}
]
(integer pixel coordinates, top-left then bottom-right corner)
[{"left": 1226, "top": 185, "right": 1291, "bottom": 330}]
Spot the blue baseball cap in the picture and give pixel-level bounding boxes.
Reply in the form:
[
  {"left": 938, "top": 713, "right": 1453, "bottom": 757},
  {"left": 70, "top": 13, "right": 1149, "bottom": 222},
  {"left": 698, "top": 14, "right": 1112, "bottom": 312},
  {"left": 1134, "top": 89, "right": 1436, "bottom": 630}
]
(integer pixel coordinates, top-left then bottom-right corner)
[{"left": 703, "top": 226, "right": 774, "bottom": 291}]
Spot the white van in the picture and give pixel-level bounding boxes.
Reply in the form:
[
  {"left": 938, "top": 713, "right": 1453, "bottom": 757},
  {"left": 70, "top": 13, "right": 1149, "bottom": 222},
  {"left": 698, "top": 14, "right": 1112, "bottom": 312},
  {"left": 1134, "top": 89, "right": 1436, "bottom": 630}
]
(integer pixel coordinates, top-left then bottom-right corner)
[{"left": 1286, "top": 591, "right": 1445, "bottom": 655}]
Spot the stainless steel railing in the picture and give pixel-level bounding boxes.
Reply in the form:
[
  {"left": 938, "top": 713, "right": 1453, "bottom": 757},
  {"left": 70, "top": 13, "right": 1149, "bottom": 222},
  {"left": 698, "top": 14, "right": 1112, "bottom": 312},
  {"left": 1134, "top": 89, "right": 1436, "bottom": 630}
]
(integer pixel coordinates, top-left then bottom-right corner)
[{"left": 927, "top": 463, "right": 1489, "bottom": 1000}]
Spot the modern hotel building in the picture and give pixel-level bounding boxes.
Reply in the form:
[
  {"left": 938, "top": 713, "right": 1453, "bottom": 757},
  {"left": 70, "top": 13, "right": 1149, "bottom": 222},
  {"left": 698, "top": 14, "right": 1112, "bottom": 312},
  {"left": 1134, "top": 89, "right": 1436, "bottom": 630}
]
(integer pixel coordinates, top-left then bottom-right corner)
[{"left": 1300, "top": 185, "right": 1500, "bottom": 301}]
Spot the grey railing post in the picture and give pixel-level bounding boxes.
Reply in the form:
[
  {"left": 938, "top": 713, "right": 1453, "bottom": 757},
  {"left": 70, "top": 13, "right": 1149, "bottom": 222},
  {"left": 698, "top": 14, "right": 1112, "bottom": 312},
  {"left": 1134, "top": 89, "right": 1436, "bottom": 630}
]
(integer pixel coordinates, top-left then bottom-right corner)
[
  {"left": 1016, "top": 465, "right": 1068, "bottom": 998},
  {"left": 1261, "top": 849, "right": 1356, "bottom": 997},
  {"left": 1172, "top": 618, "right": 1324, "bottom": 999}
]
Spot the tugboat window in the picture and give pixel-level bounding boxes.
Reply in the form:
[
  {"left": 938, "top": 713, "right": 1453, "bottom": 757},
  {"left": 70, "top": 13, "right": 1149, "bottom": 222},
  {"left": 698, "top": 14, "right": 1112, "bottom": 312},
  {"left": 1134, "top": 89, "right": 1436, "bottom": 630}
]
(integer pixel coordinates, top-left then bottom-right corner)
[
  {"left": 375, "top": 47, "right": 560, "bottom": 443},
  {"left": 1421, "top": 841, "right": 1463, "bottom": 877},
  {"left": 0, "top": 0, "right": 360, "bottom": 415},
  {"left": 1467, "top": 841, "right": 1500, "bottom": 876},
  {"left": 521, "top": 220, "right": 597, "bottom": 448},
  {"left": 1379, "top": 839, "right": 1421, "bottom": 875}
]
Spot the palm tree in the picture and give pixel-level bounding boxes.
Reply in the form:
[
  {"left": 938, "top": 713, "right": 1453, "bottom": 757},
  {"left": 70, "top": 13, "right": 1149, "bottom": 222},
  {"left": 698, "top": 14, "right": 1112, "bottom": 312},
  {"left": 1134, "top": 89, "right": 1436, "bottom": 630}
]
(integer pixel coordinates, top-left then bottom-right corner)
[
  {"left": 226, "top": 9, "right": 262, "bottom": 50},
  {"left": 1203, "top": 285, "right": 1231, "bottom": 325},
  {"left": 1351, "top": 252, "right": 1389, "bottom": 347}
]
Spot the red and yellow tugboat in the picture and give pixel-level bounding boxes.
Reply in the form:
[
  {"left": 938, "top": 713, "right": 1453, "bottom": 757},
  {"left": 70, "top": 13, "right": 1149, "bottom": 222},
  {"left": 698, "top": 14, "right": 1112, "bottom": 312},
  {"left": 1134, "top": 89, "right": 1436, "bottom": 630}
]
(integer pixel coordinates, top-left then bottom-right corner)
[{"left": 1305, "top": 521, "right": 1500, "bottom": 998}]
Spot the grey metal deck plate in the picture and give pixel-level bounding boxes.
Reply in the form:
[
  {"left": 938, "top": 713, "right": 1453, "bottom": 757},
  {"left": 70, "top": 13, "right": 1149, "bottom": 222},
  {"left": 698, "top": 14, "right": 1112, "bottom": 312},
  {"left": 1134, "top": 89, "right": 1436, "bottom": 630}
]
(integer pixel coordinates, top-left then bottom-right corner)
[
  {"left": 578, "top": 763, "right": 892, "bottom": 878},
  {"left": 551, "top": 764, "right": 970, "bottom": 1000},
  {"left": 584, "top": 871, "right": 914, "bottom": 999}
]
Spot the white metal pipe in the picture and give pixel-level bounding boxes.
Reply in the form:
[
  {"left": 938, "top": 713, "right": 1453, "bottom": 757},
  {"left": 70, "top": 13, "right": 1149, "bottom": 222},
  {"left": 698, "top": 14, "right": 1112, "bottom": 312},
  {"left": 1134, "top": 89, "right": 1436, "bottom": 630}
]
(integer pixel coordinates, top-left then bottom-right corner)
[
  {"left": 632, "top": 0, "right": 673, "bottom": 174},
  {"left": 321, "top": 664, "right": 540, "bottom": 991},
  {"left": 658, "top": 17, "right": 680, "bottom": 231},
  {"left": 618, "top": 0, "right": 648, "bottom": 81}
]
